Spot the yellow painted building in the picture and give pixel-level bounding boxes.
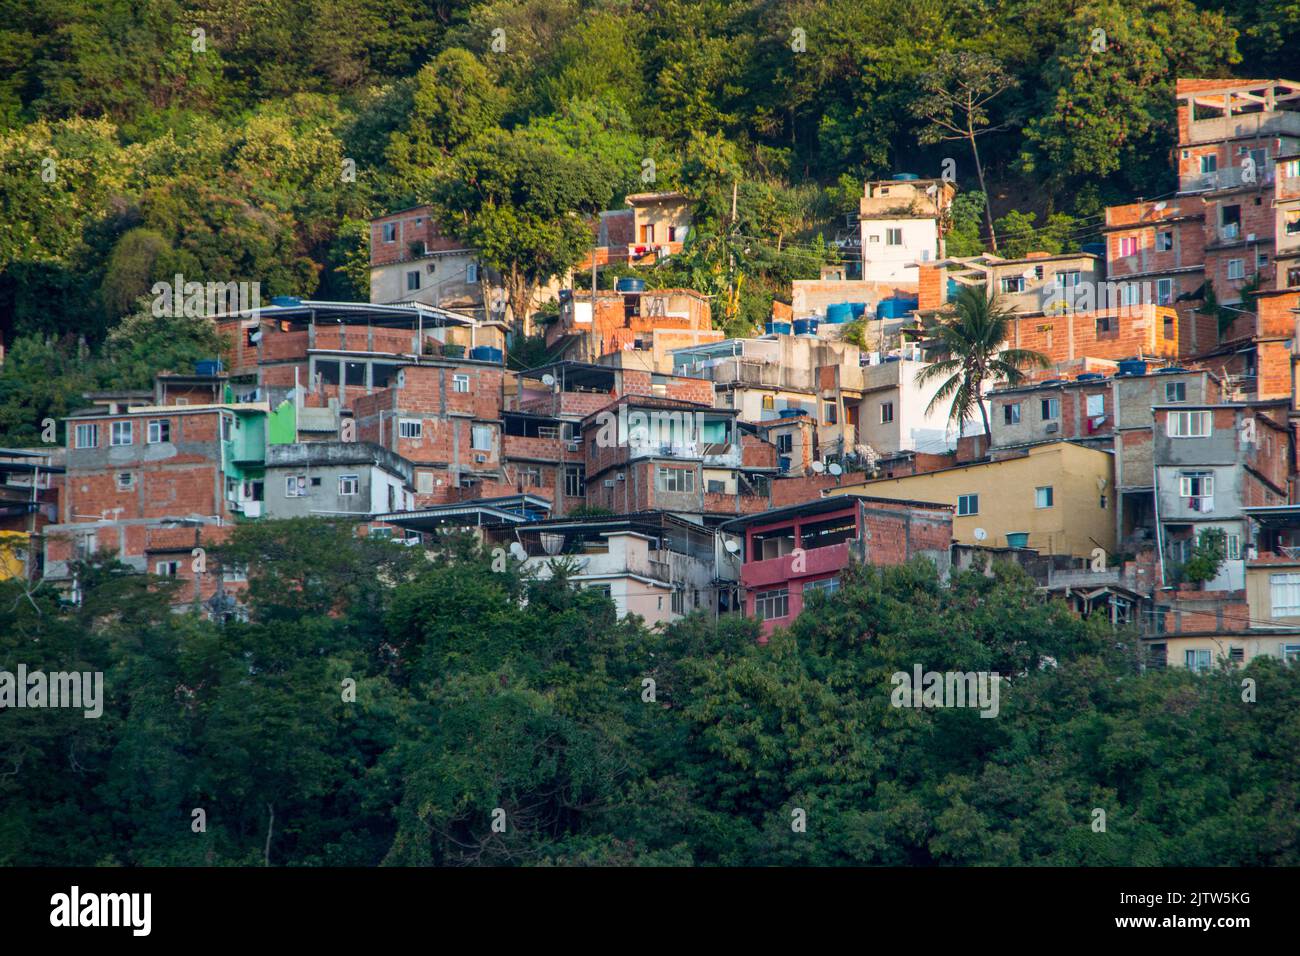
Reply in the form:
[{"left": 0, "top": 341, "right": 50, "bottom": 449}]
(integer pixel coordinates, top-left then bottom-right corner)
[
  {"left": 0, "top": 530, "right": 28, "bottom": 580},
  {"left": 827, "top": 440, "right": 1115, "bottom": 559}
]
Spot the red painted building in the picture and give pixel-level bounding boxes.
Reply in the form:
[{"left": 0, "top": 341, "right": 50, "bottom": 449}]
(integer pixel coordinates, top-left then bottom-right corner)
[{"left": 719, "top": 495, "right": 953, "bottom": 638}]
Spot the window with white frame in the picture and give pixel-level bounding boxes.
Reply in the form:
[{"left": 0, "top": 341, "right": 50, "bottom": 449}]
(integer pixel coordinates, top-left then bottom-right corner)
[
  {"left": 564, "top": 465, "right": 585, "bottom": 498},
  {"left": 957, "top": 494, "right": 979, "bottom": 516},
  {"left": 1119, "top": 282, "right": 1140, "bottom": 306},
  {"left": 416, "top": 471, "right": 435, "bottom": 494},
  {"left": 1000, "top": 277, "right": 1025, "bottom": 294},
  {"left": 1156, "top": 231, "right": 1173, "bottom": 251},
  {"left": 398, "top": 419, "right": 422, "bottom": 439},
  {"left": 1119, "top": 236, "right": 1138, "bottom": 257},
  {"left": 1086, "top": 393, "right": 1104, "bottom": 416},
  {"left": 1165, "top": 381, "right": 1186, "bottom": 402},
  {"left": 1185, "top": 648, "right": 1212, "bottom": 672},
  {"left": 804, "top": 577, "right": 840, "bottom": 598},
  {"left": 286, "top": 475, "right": 308, "bottom": 497},
  {"left": 1035, "top": 486, "right": 1054, "bottom": 508},
  {"left": 1179, "top": 471, "right": 1214, "bottom": 510},
  {"left": 1003, "top": 402, "right": 1021, "bottom": 425},
  {"left": 382, "top": 223, "right": 396, "bottom": 242},
  {"left": 1225, "top": 533, "right": 1241, "bottom": 560},
  {"left": 1156, "top": 278, "right": 1173, "bottom": 304},
  {"left": 147, "top": 419, "right": 171, "bottom": 443},
  {"left": 406, "top": 270, "right": 420, "bottom": 291},
  {"left": 1227, "top": 258, "right": 1245, "bottom": 280},
  {"left": 1271, "top": 573, "right": 1300, "bottom": 617},
  {"left": 1168, "top": 410, "right": 1211, "bottom": 437},
  {"left": 754, "top": 588, "right": 789, "bottom": 621},
  {"left": 656, "top": 466, "right": 694, "bottom": 493},
  {"left": 452, "top": 373, "right": 470, "bottom": 393},
  {"left": 885, "top": 228, "right": 902, "bottom": 246},
  {"left": 110, "top": 421, "right": 133, "bottom": 446},
  {"left": 154, "top": 560, "right": 180, "bottom": 577},
  {"left": 471, "top": 425, "right": 492, "bottom": 451},
  {"left": 115, "top": 472, "right": 134, "bottom": 491},
  {"left": 338, "top": 475, "right": 359, "bottom": 496},
  {"left": 75, "top": 423, "right": 99, "bottom": 449},
  {"left": 1040, "top": 397, "right": 1060, "bottom": 420}
]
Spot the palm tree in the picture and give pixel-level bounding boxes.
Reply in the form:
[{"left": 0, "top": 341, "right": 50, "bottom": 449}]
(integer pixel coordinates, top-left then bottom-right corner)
[{"left": 914, "top": 285, "right": 1049, "bottom": 444}]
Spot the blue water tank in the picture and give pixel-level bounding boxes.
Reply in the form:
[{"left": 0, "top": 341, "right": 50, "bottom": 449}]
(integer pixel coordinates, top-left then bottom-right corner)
[
  {"left": 615, "top": 277, "right": 645, "bottom": 293},
  {"left": 848, "top": 302, "right": 868, "bottom": 318},
  {"left": 1076, "top": 372, "right": 1105, "bottom": 382},
  {"left": 270, "top": 296, "right": 302, "bottom": 307},
  {"left": 1006, "top": 532, "right": 1030, "bottom": 549},
  {"left": 470, "top": 346, "right": 504, "bottom": 363},
  {"left": 793, "top": 318, "right": 819, "bottom": 336},
  {"left": 876, "top": 296, "right": 920, "bottom": 320},
  {"left": 195, "top": 359, "right": 223, "bottom": 376},
  {"left": 765, "top": 321, "right": 793, "bottom": 335},
  {"left": 777, "top": 408, "right": 805, "bottom": 419},
  {"left": 1081, "top": 242, "right": 1106, "bottom": 257},
  {"left": 1117, "top": 359, "right": 1148, "bottom": 377},
  {"left": 892, "top": 172, "right": 920, "bottom": 181},
  {"left": 946, "top": 278, "right": 961, "bottom": 302},
  {"left": 825, "top": 303, "right": 853, "bottom": 324}
]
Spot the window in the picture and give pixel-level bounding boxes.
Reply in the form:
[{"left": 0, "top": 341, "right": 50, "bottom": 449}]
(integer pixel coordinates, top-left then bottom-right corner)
[
  {"left": 804, "top": 577, "right": 840, "bottom": 598},
  {"left": 885, "top": 228, "right": 903, "bottom": 246},
  {"left": 880, "top": 401, "right": 894, "bottom": 424},
  {"left": 406, "top": 270, "right": 420, "bottom": 291},
  {"left": 471, "top": 425, "right": 492, "bottom": 451},
  {"left": 75, "top": 423, "right": 99, "bottom": 449},
  {"left": 1003, "top": 403, "right": 1021, "bottom": 425},
  {"left": 754, "top": 588, "right": 789, "bottom": 621},
  {"left": 564, "top": 465, "right": 586, "bottom": 498},
  {"left": 1179, "top": 471, "right": 1214, "bottom": 511},
  {"left": 147, "top": 419, "right": 171, "bottom": 443},
  {"left": 416, "top": 471, "right": 435, "bottom": 494},
  {"left": 1225, "top": 533, "right": 1241, "bottom": 560},
  {"left": 1200, "top": 154, "right": 1218, "bottom": 174},
  {"left": 115, "top": 472, "right": 134, "bottom": 491},
  {"left": 1096, "top": 315, "right": 1112, "bottom": 334},
  {"left": 1156, "top": 278, "right": 1173, "bottom": 305},
  {"left": 452, "top": 373, "right": 470, "bottom": 393},
  {"left": 1086, "top": 393, "right": 1104, "bottom": 417},
  {"left": 824, "top": 402, "right": 838, "bottom": 425},
  {"left": 286, "top": 475, "right": 308, "bottom": 497},
  {"left": 671, "top": 589, "right": 685, "bottom": 615},
  {"left": 382, "top": 223, "right": 396, "bottom": 242},
  {"left": 1287, "top": 211, "right": 1300, "bottom": 237},
  {"left": 1156, "top": 231, "right": 1173, "bottom": 251},
  {"left": 776, "top": 433, "right": 793, "bottom": 455},
  {"left": 1040, "top": 398, "right": 1060, "bottom": 421},
  {"left": 1185, "top": 649, "right": 1212, "bottom": 672},
  {"left": 586, "top": 584, "right": 612, "bottom": 599},
  {"left": 222, "top": 563, "right": 248, "bottom": 583},
  {"left": 1119, "top": 283, "right": 1140, "bottom": 307},
  {"left": 154, "top": 561, "right": 180, "bottom": 577},
  {"left": 957, "top": 494, "right": 979, "bottom": 516},
  {"left": 761, "top": 394, "right": 775, "bottom": 410},
  {"left": 1000, "top": 277, "right": 1025, "bottom": 294},
  {"left": 1060, "top": 270, "right": 1082, "bottom": 289},
  {"left": 466, "top": 263, "right": 478, "bottom": 284},
  {"left": 1285, "top": 159, "right": 1300, "bottom": 179},
  {"left": 1227, "top": 258, "right": 1245, "bottom": 280},
  {"left": 110, "top": 421, "right": 133, "bottom": 446},
  {"left": 1221, "top": 204, "right": 1240, "bottom": 239},
  {"left": 339, "top": 475, "right": 359, "bottom": 496},
  {"left": 1257, "top": 252, "right": 1269, "bottom": 269},
  {"left": 1035, "top": 486, "right": 1054, "bottom": 508},
  {"left": 1283, "top": 643, "right": 1300, "bottom": 662},
  {"left": 1289, "top": 267, "right": 1300, "bottom": 288},
  {"left": 1119, "top": 236, "right": 1138, "bottom": 257},
  {"left": 399, "top": 419, "right": 422, "bottom": 439},
  {"left": 519, "top": 467, "right": 541, "bottom": 488},
  {"left": 1165, "top": 381, "right": 1186, "bottom": 403},
  {"left": 656, "top": 467, "right": 694, "bottom": 493},
  {"left": 1168, "top": 410, "right": 1211, "bottom": 437},
  {"left": 221, "top": 416, "right": 233, "bottom": 441}
]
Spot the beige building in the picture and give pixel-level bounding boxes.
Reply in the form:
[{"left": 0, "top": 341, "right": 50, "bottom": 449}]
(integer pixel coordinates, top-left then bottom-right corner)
[{"left": 826, "top": 440, "right": 1116, "bottom": 559}]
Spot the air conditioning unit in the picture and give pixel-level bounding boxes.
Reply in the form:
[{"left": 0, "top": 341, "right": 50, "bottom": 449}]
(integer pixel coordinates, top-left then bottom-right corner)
[
  {"left": 616, "top": 473, "right": 626, "bottom": 481},
  {"left": 603, "top": 479, "right": 615, "bottom": 488},
  {"left": 1045, "top": 423, "right": 1060, "bottom": 434}
]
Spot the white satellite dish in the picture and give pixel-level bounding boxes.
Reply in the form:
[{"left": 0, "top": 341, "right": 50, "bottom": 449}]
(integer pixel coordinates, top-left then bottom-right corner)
[
  {"left": 724, "top": 538, "right": 740, "bottom": 554},
  {"left": 1153, "top": 201, "right": 1167, "bottom": 211},
  {"left": 541, "top": 373, "right": 556, "bottom": 387},
  {"left": 973, "top": 528, "right": 988, "bottom": 541},
  {"left": 810, "top": 460, "right": 825, "bottom": 474},
  {"left": 509, "top": 542, "right": 528, "bottom": 561},
  {"left": 827, "top": 462, "right": 843, "bottom": 476}
]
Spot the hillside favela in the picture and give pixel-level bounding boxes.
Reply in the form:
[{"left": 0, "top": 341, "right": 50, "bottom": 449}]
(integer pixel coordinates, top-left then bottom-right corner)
[{"left": 1, "top": 1, "right": 1299, "bottom": 915}]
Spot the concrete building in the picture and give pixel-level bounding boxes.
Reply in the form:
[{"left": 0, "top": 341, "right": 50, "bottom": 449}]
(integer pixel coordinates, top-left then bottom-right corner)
[
  {"left": 545, "top": 285, "right": 721, "bottom": 370},
  {"left": 858, "top": 177, "right": 956, "bottom": 283},
  {"left": 718, "top": 494, "right": 953, "bottom": 638},
  {"left": 826, "top": 440, "right": 1116, "bottom": 559},
  {"left": 369, "top": 205, "right": 501, "bottom": 317},
  {"left": 263, "top": 441, "right": 414, "bottom": 519}
]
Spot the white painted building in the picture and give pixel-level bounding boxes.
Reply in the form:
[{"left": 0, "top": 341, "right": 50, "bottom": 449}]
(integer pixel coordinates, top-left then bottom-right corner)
[{"left": 858, "top": 178, "right": 956, "bottom": 284}]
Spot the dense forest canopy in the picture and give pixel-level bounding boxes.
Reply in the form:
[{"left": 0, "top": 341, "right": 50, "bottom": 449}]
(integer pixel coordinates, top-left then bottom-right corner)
[
  {"left": 3, "top": 520, "right": 1297, "bottom": 866},
  {"left": 0, "top": 0, "right": 1292, "bottom": 443}
]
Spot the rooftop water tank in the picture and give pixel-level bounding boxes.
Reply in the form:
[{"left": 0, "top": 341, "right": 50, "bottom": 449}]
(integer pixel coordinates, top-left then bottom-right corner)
[
  {"left": 195, "top": 359, "right": 223, "bottom": 376},
  {"left": 1081, "top": 242, "right": 1105, "bottom": 257},
  {"left": 1076, "top": 372, "right": 1105, "bottom": 382},
  {"left": 793, "top": 318, "right": 819, "bottom": 336},
  {"left": 270, "top": 296, "right": 302, "bottom": 307},
  {"left": 876, "top": 295, "right": 919, "bottom": 320},
  {"left": 1116, "top": 359, "right": 1148, "bottom": 377},
  {"left": 765, "top": 321, "right": 793, "bottom": 335},
  {"left": 470, "top": 346, "right": 504, "bottom": 363},
  {"left": 615, "top": 277, "right": 645, "bottom": 293},
  {"left": 1006, "top": 532, "right": 1030, "bottom": 549},
  {"left": 848, "top": 301, "right": 868, "bottom": 318},
  {"left": 825, "top": 303, "right": 853, "bottom": 324},
  {"left": 892, "top": 172, "right": 920, "bottom": 181}
]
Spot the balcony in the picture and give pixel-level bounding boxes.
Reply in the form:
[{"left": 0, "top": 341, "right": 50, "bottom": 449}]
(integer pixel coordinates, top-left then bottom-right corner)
[
  {"left": 1180, "top": 165, "right": 1275, "bottom": 194},
  {"left": 1184, "top": 111, "right": 1300, "bottom": 145},
  {"left": 741, "top": 542, "right": 851, "bottom": 590}
]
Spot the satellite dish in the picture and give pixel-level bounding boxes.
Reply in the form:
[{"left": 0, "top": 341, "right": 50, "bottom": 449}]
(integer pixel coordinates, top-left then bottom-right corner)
[
  {"left": 827, "top": 462, "right": 843, "bottom": 476},
  {"left": 541, "top": 373, "right": 556, "bottom": 387},
  {"left": 509, "top": 542, "right": 528, "bottom": 561},
  {"left": 1153, "top": 201, "right": 1167, "bottom": 211},
  {"left": 724, "top": 538, "right": 740, "bottom": 554},
  {"left": 810, "top": 460, "right": 825, "bottom": 474},
  {"left": 973, "top": 528, "right": 988, "bottom": 541}
]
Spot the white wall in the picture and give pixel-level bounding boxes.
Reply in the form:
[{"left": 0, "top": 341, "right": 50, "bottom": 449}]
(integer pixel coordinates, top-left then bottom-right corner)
[{"left": 860, "top": 219, "right": 938, "bottom": 283}]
